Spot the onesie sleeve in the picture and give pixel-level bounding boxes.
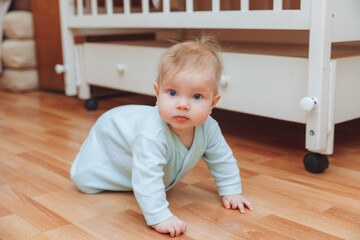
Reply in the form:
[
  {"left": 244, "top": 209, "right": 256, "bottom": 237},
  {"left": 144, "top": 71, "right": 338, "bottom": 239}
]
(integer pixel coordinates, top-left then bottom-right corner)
[
  {"left": 203, "top": 119, "right": 242, "bottom": 196},
  {"left": 131, "top": 136, "right": 173, "bottom": 226}
]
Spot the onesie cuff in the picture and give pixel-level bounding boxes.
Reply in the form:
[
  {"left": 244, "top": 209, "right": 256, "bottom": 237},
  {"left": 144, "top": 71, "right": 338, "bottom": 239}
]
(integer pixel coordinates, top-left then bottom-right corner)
[
  {"left": 218, "top": 184, "right": 242, "bottom": 196},
  {"left": 145, "top": 209, "right": 174, "bottom": 226}
]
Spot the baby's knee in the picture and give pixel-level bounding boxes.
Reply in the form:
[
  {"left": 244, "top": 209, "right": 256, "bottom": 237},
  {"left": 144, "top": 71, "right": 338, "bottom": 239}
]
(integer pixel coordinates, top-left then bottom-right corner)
[
  {"left": 72, "top": 178, "right": 102, "bottom": 194},
  {"left": 70, "top": 172, "right": 102, "bottom": 194}
]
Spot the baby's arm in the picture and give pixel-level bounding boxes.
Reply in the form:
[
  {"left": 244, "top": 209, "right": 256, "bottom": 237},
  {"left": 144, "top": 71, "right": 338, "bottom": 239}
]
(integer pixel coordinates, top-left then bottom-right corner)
[
  {"left": 151, "top": 216, "right": 186, "bottom": 237},
  {"left": 132, "top": 137, "right": 186, "bottom": 236},
  {"left": 222, "top": 194, "right": 254, "bottom": 213}
]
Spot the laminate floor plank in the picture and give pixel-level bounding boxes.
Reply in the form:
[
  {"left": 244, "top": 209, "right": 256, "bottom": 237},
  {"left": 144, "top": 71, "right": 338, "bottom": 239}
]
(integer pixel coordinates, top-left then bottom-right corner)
[{"left": 0, "top": 91, "right": 359, "bottom": 240}]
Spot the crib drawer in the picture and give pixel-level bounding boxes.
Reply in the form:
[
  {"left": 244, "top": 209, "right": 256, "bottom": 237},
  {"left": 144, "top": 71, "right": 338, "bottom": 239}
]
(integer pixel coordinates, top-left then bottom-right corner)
[
  {"left": 83, "top": 43, "right": 166, "bottom": 96},
  {"left": 218, "top": 52, "right": 309, "bottom": 123},
  {"left": 83, "top": 42, "right": 309, "bottom": 123}
]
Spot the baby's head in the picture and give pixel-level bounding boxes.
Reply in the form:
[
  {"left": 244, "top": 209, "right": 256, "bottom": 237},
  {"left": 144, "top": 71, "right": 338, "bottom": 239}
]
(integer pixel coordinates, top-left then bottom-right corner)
[
  {"left": 154, "top": 36, "right": 223, "bottom": 134},
  {"left": 156, "top": 35, "right": 223, "bottom": 94}
]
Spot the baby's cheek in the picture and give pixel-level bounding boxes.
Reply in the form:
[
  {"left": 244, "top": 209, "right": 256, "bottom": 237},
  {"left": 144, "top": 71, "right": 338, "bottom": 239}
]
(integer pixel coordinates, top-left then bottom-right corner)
[
  {"left": 193, "top": 109, "right": 211, "bottom": 125},
  {"left": 160, "top": 108, "right": 171, "bottom": 118},
  {"left": 158, "top": 103, "right": 172, "bottom": 121}
]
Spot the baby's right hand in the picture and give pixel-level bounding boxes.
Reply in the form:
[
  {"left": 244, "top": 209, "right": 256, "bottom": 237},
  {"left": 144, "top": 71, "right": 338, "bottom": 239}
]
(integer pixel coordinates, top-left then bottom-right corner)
[{"left": 151, "top": 216, "right": 186, "bottom": 237}]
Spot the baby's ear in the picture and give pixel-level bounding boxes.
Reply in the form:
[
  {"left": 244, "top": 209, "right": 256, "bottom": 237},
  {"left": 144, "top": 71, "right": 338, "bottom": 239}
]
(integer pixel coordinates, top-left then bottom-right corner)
[
  {"left": 209, "top": 95, "right": 221, "bottom": 114},
  {"left": 154, "top": 83, "right": 159, "bottom": 105},
  {"left": 154, "top": 83, "right": 159, "bottom": 97},
  {"left": 211, "top": 95, "right": 221, "bottom": 108}
]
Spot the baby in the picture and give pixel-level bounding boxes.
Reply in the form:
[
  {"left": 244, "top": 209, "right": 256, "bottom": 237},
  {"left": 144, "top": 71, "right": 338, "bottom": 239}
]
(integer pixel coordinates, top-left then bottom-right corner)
[{"left": 70, "top": 36, "right": 254, "bottom": 237}]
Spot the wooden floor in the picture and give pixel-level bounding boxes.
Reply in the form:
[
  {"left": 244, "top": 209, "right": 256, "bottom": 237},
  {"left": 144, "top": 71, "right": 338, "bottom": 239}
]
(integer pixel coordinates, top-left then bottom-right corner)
[{"left": 0, "top": 90, "right": 359, "bottom": 240}]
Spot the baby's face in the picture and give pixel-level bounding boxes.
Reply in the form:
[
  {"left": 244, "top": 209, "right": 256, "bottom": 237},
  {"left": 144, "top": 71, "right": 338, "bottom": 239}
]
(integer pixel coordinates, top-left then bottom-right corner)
[{"left": 154, "top": 69, "right": 220, "bottom": 136}]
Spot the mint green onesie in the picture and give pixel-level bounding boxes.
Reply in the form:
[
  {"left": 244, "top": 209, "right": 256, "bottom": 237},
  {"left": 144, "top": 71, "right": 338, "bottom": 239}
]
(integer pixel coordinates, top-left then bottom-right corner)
[{"left": 70, "top": 105, "right": 242, "bottom": 225}]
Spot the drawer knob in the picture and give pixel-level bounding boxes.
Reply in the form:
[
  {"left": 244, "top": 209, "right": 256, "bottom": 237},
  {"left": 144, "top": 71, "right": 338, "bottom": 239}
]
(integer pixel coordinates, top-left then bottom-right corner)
[
  {"left": 55, "top": 64, "right": 66, "bottom": 74},
  {"left": 300, "top": 97, "right": 317, "bottom": 112},
  {"left": 220, "top": 75, "right": 228, "bottom": 87},
  {"left": 116, "top": 64, "right": 126, "bottom": 74}
]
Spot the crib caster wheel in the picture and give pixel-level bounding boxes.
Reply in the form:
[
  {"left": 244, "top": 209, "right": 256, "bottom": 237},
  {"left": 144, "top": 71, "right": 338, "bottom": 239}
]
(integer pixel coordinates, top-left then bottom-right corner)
[
  {"left": 303, "top": 153, "right": 329, "bottom": 173},
  {"left": 85, "top": 99, "right": 98, "bottom": 111}
]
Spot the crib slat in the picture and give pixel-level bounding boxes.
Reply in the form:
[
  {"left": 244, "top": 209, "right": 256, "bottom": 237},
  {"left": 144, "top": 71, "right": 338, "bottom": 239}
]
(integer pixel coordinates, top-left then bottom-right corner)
[
  {"left": 77, "top": 0, "right": 83, "bottom": 16},
  {"left": 186, "top": 0, "right": 193, "bottom": 13},
  {"left": 273, "top": 0, "right": 283, "bottom": 11},
  {"left": 142, "top": 0, "right": 149, "bottom": 13},
  {"left": 212, "top": 0, "right": 220, "bottom": 12},
  {"left": 91, "top": 0, "right": 97, "bottom": 15},
  {"left": 106, "top": 0, "right": 113, "bottom": 15},
  {"left": 124, "top": 0, "right": 130, "bottom": 14},
  {"left": 241, "top": 0, "right": 249, "bottom": 12},
  {"left": 300, "top": 0, "right": 311, "bottom": 10},
  {"left": 163, "top": 0, "right": 170, "bottom": 13}
]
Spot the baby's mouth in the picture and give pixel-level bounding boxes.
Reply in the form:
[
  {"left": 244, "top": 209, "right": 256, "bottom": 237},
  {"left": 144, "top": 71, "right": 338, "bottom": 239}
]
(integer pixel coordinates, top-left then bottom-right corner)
[{"left": 174, "top": 116, "right": 189, "bottom": 122}]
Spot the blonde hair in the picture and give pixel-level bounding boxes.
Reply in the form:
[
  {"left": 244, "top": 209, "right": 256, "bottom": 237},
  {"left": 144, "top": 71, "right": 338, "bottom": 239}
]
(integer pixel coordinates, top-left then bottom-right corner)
[{"left": 157, "top": 35, "right": 223, "bottom": 94}]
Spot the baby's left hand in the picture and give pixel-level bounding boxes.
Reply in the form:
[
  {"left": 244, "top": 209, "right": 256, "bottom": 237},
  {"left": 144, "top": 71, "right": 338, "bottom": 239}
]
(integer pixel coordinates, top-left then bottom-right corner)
[{"left": 222, "top": 194, "right": 254, "bottom": 213}]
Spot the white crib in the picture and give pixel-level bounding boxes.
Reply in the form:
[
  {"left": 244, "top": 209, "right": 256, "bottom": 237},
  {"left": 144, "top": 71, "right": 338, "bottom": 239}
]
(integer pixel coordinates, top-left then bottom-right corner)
[{"left": 57, "top": 0, "right": 360, "bottom": 172}]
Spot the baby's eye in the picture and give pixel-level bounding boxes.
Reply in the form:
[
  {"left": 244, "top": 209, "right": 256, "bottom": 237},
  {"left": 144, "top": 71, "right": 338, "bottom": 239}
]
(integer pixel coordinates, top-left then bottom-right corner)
[
  {"left": 168, "top": 90, "right": 177, "bottom": 96},
  {"left": 193, "top": 94, "right": 202, "bottom": 100}
]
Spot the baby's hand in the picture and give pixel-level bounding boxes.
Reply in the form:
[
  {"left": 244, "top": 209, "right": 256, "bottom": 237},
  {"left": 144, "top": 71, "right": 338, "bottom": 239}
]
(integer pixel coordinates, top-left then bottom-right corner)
[
  {"left": 222, "top": 194, "right": 254, "bottom": 213},
  {"left": 151, "top": 216, "right": 186, "bottom": 237}
]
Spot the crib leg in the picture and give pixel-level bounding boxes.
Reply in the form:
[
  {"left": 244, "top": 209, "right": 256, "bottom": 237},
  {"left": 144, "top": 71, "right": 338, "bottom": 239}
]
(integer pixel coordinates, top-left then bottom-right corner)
[
  {"left": 77, "top": 44, "right": 91, "bottom": 100},
  {"left": 304, "top": 0, "right": 334, "bottom": 172},
  {"left": 58, "top": 0, "right": 77, "bottom": 96},
  {"left": 305, "top": 60, "right": 336, "bottom": 155},
  {"left": 303, "top": 61, "right": 335, "bottom": 173}
]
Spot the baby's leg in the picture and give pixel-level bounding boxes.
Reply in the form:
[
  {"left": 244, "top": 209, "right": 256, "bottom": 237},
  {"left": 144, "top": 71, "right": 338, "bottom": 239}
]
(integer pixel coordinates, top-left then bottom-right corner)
[
  {"left": 70, "top": 167, "right": 104, "bottom": 194},
  {"left": 70, "top": 158, "right": 132, "bottom": 194},
  {"left": 70, "top": 158, "right": 106, "bottom": 194}
]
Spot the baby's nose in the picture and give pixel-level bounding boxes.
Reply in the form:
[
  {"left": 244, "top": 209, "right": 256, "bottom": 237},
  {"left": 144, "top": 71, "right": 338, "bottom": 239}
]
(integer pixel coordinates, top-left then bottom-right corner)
[{"left": 176, "top": 98, "right": 190, "bottom": 110}]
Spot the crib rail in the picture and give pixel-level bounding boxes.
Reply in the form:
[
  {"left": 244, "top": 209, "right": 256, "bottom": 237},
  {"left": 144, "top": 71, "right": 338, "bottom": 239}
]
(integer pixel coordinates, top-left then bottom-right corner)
[{"left": 64, "top": 0, "right": 311, "bottom": 30}]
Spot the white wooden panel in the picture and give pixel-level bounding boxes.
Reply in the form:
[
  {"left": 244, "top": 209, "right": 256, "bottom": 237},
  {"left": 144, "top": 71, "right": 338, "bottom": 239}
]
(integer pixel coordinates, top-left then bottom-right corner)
[
  {"left": 334, "top": 56, "right": 360, "bottom": 123},
  {"left": 83, "top": 43, "right": 165, "bottom": 96},
  {"left": 81, "top": 40, "right": 360, "bottom": 126},
  {"left": 68, "top": 11, "right": 310, "bottom": 29},
  {"left": 300, "top": 0, "right": 310, "bottom": 10},
  {"left": 331, "top": 0, "right": 360, "bottom": 42},
  {"left": 217, "top": 52, "right": 308, "bottom": 123},
  {"left": 82, "top": 42, "right": 317, "bottom": 123}
]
